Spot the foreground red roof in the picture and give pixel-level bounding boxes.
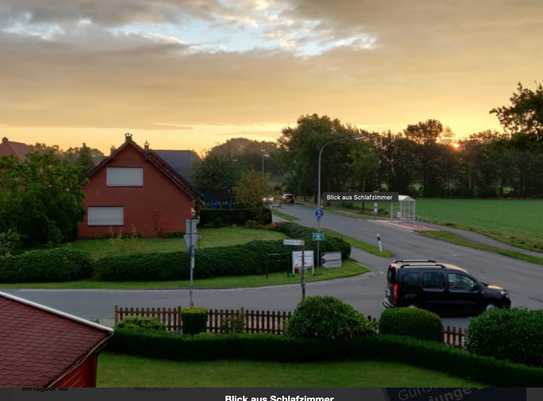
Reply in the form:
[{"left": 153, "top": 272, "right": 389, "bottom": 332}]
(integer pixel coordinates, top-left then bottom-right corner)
[{"left": 0, "top": 292, "right": 112, "bottom": 388}]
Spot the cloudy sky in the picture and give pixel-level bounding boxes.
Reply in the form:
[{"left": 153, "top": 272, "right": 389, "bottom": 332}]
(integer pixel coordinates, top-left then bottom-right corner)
[{"left": 1, "top": 0, "right": 542, "bottom": 153}]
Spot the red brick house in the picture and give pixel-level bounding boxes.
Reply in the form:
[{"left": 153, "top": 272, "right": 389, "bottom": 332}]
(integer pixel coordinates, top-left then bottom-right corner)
[
  {"left": 0, "top": 137, "right": 32, "bottom": 159},
  {"left": 79, "top": 133, "right": 197, "bottom": 238},
  {"left": 0, "top": 291, "right": 113, "bottom": 388}
]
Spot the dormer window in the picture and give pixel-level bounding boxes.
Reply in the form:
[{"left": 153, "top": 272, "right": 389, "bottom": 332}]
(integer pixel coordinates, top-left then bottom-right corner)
[{"left": 106, "top": 167, "right": 143, "bottom": 187}]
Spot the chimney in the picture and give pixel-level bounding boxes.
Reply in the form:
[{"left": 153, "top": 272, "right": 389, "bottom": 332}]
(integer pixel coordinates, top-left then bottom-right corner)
[
  {"left": 2, "top": 137, "right": 8, "bottom": 144},
  {"left": 110, "top": 146, "right": 116, "bottom": 155},
  {"left": 144, "top": 140, "right": 150, "bottom": 151},
  {"left": 124, "top": 132, "right": 133, "bottom": 143}
]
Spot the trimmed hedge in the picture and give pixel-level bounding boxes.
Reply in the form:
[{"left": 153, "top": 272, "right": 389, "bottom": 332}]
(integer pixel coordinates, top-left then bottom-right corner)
[
  {"left": 0, "top": 248, "right": 93, "bottom": 282},
  {"left": 379, "top": 307, "right": 443, "bottom": 342},
  {"left": 274, "top": 223, "right": 351, "bottom": 259},
  {"left": 115, "top": 316, "right": 166, "bottom": 332},
  {"left": 94, "top": 240, "right": 291, "bottom": 281},
  {"left": 181, "top": 307, "right": 208, "bottom": 335},
  {"left": 467, "top": 308, "right": 543, "bottom": 366},
  {"left": 199, "top": 208, "right": 272, "bottom": 228},
  {"left": 108, "top": 329, "right": 543, "bottom": 387},
  {"left": 287, "top": 296, "right": 375, "bottom": 341}
]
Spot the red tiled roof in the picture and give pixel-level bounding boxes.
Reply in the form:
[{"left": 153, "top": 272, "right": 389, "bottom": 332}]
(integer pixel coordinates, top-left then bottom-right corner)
[
  {"left": 0, "top": 137, "right": 32, "bottom": 159},
  {"left": 0, "top": 292, "right": 112, "bottom": 388}
]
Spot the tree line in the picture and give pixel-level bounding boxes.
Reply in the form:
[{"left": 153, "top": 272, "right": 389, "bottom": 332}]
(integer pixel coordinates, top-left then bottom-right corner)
[{"left": 195, "top": 82, "right": 543, "bottom": 200}]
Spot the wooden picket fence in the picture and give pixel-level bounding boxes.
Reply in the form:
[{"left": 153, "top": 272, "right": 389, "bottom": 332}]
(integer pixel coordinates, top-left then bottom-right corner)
[{"left": 114, "top": 306, "right": 466, "bottom": 347}]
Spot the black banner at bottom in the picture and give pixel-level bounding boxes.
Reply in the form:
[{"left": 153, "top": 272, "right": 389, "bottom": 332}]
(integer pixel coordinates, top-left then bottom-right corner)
[{"left": 0, "top": 388, "right": 534, "bottom": 401}]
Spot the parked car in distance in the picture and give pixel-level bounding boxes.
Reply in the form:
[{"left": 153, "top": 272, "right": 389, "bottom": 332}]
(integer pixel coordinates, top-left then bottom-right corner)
[
  {"left": 281, "top": 193, "right": 295, "bottom": 204},
  {"left": 383, "top": 259, "right": 511, "bottom": 315}
]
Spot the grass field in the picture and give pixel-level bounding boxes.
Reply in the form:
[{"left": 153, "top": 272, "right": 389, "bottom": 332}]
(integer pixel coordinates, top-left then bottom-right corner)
[
  {"left": 416, "top": 199, "right": 543, "bottom": 252},
  {"left": 271, "top": 209, "right": 299, "bottom": 222},
  {"left": 418, "top": 231, "right": 543, "bottom": 267},
  {"left": 98, "top": 353, "right": 480, "bottom": 387},
  {"left": 0, "top": 259, "right": 368, "bottom": 289},
  {"left": 61, "top": 227, "right": 286, "bottom": 259}
]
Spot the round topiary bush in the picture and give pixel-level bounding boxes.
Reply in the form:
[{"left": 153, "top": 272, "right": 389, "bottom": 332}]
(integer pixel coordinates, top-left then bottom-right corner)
[
  {"left": 286, "top": 296, "right": 375, "bottom": 341},
  {"left": 466, "top": 308, "right": 543, "bottom": 366},
  {"left": 115, "top": 316, "right": 166, "bottom": 331},
  {"left": 181, "top": 307, "right": 209, "bottom": 335},
  {"left": 379, "top": 307, "right": 443, "bottom": 342}
]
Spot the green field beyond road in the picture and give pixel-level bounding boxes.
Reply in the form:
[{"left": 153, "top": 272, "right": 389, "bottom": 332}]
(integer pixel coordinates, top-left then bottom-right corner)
[
  {"left": 98, "top": 353, "right": 480, "bottom": 387},
  {"left": 416, "top": 199, "right": 543, "bottom": 252}
]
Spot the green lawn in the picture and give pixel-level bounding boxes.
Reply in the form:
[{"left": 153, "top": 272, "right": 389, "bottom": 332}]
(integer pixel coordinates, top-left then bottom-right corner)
[
  {"left": 61, "top": 227, "right": 286, "bottom": 259},
  {"left": 321, "top": 228, "right": 394, "bottom": 258},
  {"left": 418, "top": 230, "right": 543, "bottom": 267},
  {"left": 416, "top": 199, "right": 543, "bottom": 252},
  {"left": 0, "top": 259, "right": 368, "bottom": 289},
  {"left": 271, "top": 209, "right": 299, "bottom": 222},
  {"left": 98, "top": 353, "right": 481, "bottom": 387}
]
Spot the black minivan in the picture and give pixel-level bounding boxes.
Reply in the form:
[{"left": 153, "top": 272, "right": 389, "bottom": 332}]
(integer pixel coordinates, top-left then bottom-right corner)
[{"left": 383, "top": 259, "right": 511, "bottom": 315}]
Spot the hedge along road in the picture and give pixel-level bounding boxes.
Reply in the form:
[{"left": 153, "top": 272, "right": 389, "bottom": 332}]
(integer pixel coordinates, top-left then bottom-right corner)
[{"left": 5, "top": 204, "right": 543, "bottom": 329}]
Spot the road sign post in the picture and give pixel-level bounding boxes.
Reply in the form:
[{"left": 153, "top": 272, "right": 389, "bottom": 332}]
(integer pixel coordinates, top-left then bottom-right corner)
[
  {"left": 377, "top": 233, "right": 383, "bottom": 255},
  {"left": 314, "top": 208, "right": 324, "bottom": 268},
  {"left": 283, "top": 238, "right": 306, "bottom": 301}
]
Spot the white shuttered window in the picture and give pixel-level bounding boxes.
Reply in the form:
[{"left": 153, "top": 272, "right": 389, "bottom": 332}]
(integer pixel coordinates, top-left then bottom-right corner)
[
  {"left": 88, "top": 207, "right": 124, "bottom": 226},
  {"left": 106, "top": 167, "right": 143, "bottom": 187}
]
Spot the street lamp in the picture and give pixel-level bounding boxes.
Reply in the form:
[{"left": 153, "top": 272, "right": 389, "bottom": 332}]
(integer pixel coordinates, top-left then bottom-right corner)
[
  {"left": 261, "top": 152, "right": 270, "bottom": 175},
  {"left": 316, "top": 136, "right": 363, "bottom": 265}
]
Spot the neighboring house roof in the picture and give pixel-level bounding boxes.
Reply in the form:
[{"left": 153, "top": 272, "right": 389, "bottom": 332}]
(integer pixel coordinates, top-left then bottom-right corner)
[
  {"left": 87, "top": 134, "right": 197, "bottom": 200},
  {"left": 0, "top": 291, "right": 113, "bottom": 388},
  {"left": 0, "top": 137, "right": 32, "bottom": 159},
  {"left": 153, "top": 149, "right": 200, "bottom": 184}
]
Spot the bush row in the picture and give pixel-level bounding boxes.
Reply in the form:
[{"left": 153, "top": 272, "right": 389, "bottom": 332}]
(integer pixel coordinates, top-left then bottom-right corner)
[
  {"left": 0, "top": 223, "right": 351, "bottom": 283},
  {"left": 108, "top": 329, "right": 543, "bottom": 387},
  {"left": 0, "top": 248, "right": 93, "bottom": 283},
  {"left": 95, "top": 240, "right": 291, "bottom": 281},
  {"left": 199, "top": 208, "right": 272, "bottom": 228},
  {"left": 274, "top": 223, "right": 351, "bottom": 259}
]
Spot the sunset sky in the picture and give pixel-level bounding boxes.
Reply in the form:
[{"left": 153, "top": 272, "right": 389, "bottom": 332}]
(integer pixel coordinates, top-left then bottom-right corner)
[{"left": 1, "top": 0, "right": 542, "bottom": 153}]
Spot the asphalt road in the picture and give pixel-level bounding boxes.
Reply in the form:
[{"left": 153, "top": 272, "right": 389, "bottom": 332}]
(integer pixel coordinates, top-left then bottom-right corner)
[{"left": 4, "top": 204, "right": 542, "bottom": 329}]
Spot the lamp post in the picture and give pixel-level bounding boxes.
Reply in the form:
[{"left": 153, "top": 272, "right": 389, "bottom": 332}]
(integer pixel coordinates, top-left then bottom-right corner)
[
  {"left": 316, "top": 136, "right": 363, "bottom": 266},
  {"left": 261, "top": 152, "right": 270, "bottom": 175}
]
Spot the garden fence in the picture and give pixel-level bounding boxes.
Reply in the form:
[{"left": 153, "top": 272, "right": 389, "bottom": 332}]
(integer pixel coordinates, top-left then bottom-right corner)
[{"left": 114, "top": 305, "right": 466, "bottom": 347}]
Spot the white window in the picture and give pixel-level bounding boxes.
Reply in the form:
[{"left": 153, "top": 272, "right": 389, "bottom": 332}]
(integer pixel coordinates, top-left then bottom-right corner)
[
  {"left": 106, "top": 167, "right": 143, "bottom": 187},
  {"left": 88, "top": 207, "right": 124, "bottom": 226}
]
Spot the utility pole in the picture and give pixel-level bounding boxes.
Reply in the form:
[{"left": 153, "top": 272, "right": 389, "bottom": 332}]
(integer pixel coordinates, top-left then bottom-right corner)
[{"left": 185, "top": 217, "right": 199, "bottom": 307}]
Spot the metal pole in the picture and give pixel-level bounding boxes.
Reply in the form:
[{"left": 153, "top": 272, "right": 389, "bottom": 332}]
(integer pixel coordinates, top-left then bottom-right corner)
[
  {"left": 188, "top": 220, "right": 195, "bottom": 307},
  {"left": 317, "top": 145, "right": 325, "bottom": 267},
  {"left": 300, "top": 244, "right": 306, "bottom": 301}
]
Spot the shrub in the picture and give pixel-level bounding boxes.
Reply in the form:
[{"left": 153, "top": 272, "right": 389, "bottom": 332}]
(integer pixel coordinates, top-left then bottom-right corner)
[
  {"left": 94, "top": 251, "right": 188, "bottom": 281},
  {"left": 467, "top": 308, "right": 543, "bottom": 366},
  {"left": 379, "top": 307, "right": 443, "bottom": 342},
  {"left": 287, "top": 296, "right": 375, "bottom": 341},
  {"left": 94, "top": 240, "right": 291, "bottom": 281},
  {"left": 0, "top": 248, "right": 93, "bottom": 282},
  {"left": 220, "top": 311, "right": 245, "bottom": 334},
  {"left": 108, "top": 329, "right": 543, "bottom": 387},
  {"left": 199, "top": 208, "right": 272, "bottom": 228},
  {"left": 182, "top": 307, "right": 208, "bottom": 335},
  {"left": 274, "top": 223, "right": 351, "bottom": 259},
  {"left": 115, "top": 316, "right": 166, "bottom": 332}
]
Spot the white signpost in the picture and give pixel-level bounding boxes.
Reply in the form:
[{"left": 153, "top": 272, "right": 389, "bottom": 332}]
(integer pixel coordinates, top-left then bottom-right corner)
[
  {"left": 322, "top": 252, "right": 342, "bottom": 268},
  {"left": 292, "top": 250, "right": 314, "bottom": 274}
]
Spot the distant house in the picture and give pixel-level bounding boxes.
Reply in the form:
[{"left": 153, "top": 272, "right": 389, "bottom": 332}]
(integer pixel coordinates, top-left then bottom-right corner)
[
  {"left": 0, "top": 291, "right": 112, "bottom": 388},
  {"left": 0, "top": 137, "right": 32, "bottom": 159},
  {"left": 78, "top": 133, "right": 198, "bottom": 238}
]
